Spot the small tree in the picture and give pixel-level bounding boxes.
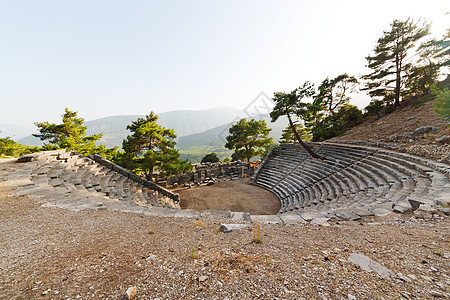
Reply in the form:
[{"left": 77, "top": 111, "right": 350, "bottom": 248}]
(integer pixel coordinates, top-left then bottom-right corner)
[
  {"left": 0, "top": 137, "right": 40, "bottom": 158},
  {"left": 339, "top": 104, "right": 363, "bottom": 126},
  {"left": 363, "top": 18, "right": 430, "bottom": 107},
  {"left": 224, "top": 118, "right": 272, "bottom": 162},
  {"left": 120, "top": 112, "right": 191, "bottom": 180},
  {"left": 364, "top": 100, "right": 385, "bottom": 118},
  {"left": 432, "top": 83, "right": 450, "bottom": 121},
  {"left": 33, "top": 108, "right": 115, "bottom": 157},
  {"left": 271, "top": 82, "right": 323, "bottom": 159},
  {"left": 279, "top": 124, "right": 311, "bottom": 143},
  {"left": 201, "top": 152, "right": 220, "bottom": 164}
]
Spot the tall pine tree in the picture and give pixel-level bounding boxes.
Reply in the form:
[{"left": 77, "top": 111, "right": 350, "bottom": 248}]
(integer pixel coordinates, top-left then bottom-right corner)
[{"left": 363, "top": 18, "right": 430, "bottom": 107}]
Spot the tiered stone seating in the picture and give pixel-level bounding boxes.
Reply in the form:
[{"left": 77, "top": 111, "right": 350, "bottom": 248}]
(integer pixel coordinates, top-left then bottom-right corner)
[
  {"left": 8, "top": 150, "right": 179, "bottom": 212},
  {"left": 251, "top": 142, "right": 450, "bottom": 220}
]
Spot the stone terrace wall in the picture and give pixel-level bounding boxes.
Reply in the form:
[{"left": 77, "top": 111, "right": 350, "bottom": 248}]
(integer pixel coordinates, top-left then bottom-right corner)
[{"left": 165, "top": 161, "right": 255, "bottom": 187}]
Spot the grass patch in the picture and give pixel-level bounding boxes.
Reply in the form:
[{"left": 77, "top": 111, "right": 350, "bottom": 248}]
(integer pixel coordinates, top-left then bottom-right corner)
[
  {"left": 189, "top": 247, "right": 198, "bottom": 259},
  {"left": 251, "top": 222, "right": 262, "bottom": 244}
]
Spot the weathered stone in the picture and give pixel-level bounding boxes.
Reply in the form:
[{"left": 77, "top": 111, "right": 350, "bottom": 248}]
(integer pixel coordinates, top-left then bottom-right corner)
[
  {"left": 200, "top": 209, "right": 231, "bottom": 218},
  {"left": 335, "top": 210, "right": 361, "bottom": 221},
  {"left": 298, "top": 211, "right": 324, "bottom": 221},
  {"left": 348, "top": 253, "right": 393, "bottom": 278},
  {"left": 408, "top": 198, "right": 424, "bottom": 210},
  {"left": 126, "top": 286, "right": 137, "bottom": 299},
  {"left": 220, "top": 223, "right": 251, "bottom": 233},
  {"left": 352, "top": 208, "right": 373, "bottom": 217},
  {"left": 310, "top": 217, "right": 330, "bottom": 227},
  {"left": 251, "top": 215, "right": 282, "bottom": 224},
  {"left": 437, "top": 207, "right": 450, "bottom": 216},
  {"left": 372, "top": 207, "right": 392, "bottom": 217},
  {"left": 279, "top": 213, "right": 306, "bottom": 225},
  {"left": 229, "top": 211, "right": 251, "bottom": 222},
  {"left": 436, "top": 135, "right": 450, "bottom": 145},
  {"left": 413, "top": 126, "right": 438, "bottom": 135},
  {"left": 392, "top": 204, "right": 410, "bottom": 213},
  {"left": 173, "top": 209, "right": 200, "bottom": 218}
]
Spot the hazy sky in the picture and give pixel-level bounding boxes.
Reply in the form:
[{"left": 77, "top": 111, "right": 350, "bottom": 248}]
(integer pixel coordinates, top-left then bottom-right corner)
[{"left": 0, "top": 0, "right": 448, "bottom": 128}]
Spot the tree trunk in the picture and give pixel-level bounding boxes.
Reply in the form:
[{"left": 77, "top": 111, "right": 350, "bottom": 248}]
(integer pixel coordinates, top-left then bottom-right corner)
[
  {"left": 394, "top": 52, "right": 401, "bottom": 107},
  {"left": 286, "top": 110, "right": 324, "bottom": 160}
]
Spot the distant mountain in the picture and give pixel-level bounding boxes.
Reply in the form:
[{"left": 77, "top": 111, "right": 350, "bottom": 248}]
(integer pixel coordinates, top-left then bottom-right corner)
[
  {"left": 0, "top": 124, "right": 35, "bottom": 140},
  {"left": 19, "top": 107, "right": 244, "bottom": 147},
  {"left": 177, "top": 114, "right": 289, "bottom": 162}
]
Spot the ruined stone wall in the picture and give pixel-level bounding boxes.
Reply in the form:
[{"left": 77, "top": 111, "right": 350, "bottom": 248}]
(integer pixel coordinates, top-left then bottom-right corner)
[{"left": 164, "top": 161, "right": 254, "bottom": 187}]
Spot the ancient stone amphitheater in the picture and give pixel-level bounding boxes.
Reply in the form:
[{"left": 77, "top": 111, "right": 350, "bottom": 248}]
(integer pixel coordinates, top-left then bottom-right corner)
[{"left": 2, "top": 142, "right": 449, "bottom": 224}]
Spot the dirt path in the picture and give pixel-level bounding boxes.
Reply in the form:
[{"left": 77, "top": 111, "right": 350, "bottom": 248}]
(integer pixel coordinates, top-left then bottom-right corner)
[{"left": 178, "top": 178, "right": 281, "bottom": 215}]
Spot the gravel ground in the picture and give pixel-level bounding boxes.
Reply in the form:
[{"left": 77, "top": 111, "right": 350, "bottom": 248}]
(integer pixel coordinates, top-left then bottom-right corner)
[{"left": 1, "top": 169, "right": 449, "bottom": 299}]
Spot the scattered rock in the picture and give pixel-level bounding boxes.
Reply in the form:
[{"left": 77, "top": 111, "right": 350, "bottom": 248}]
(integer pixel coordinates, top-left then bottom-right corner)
[
  {"left": 408, "top": 199, "right": 425, "bottom": 210},
  {"left": 372, "top": 208, "right": 392, "bottom": 217},
  {"left": 335, "top": 210, "right": 361, "bottom": 221},
  {"left": 126, "top": 286, "right": 137, "bottom": 299},
  {"left": 437, "top": 207, "right": 450, "bottom": 216},
  {"left": 310, "top": 217, "right": 330, "bottom": 227},
  {"left": 436, "top": 135, "right": 450, "bottom": 145},
  {"left": 348, "top": 294, "right": 356, "bottom": 300},
  {"left": 429, "top": 290, "right": 445, "bottom": 298},
  {"left": 41, "top": 289, "right": 50, "bottom": 296},
  {"left": 392, "top": 204, "right": 410, "bottom": 213},
  {"left": 413, "top": 126, "right": 438, "bottom": 135},
  {"left": 146, "top": 254, "right": 157, "bottom": 261},
  {"left": 348, "top": 253, "right": 393, "bottom": 278},
  {"left": 220, "top": 223, "right": 251, "bottom": 233},
  {"left": 414, "top": 209, "right": 433, "bottom": 220},
  {"left": 397, "top": 273, "right": 412, "bottom": 283},
  {"left": 198, "top": 276, "right": 208, "bottom": 283}
]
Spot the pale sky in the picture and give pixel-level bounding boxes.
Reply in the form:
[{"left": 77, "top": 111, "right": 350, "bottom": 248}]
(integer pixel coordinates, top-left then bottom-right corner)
[{"left": 0, "top": 0, "right": 448, "bottom": 129}]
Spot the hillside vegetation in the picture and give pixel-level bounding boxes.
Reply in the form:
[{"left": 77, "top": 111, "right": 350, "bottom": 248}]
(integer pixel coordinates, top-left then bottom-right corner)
[{"left": 330, "top": 97, "right": 449, "bottom": 163}]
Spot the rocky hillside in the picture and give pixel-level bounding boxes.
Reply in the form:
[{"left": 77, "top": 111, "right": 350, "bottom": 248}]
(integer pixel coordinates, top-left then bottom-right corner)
[{"left": 330, "top": 98, "right": 450, "bottom": 163}]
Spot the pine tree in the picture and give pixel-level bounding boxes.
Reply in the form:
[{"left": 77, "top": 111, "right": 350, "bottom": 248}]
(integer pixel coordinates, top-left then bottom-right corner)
[
  {"left": 270, "top": 82, "right": 323, "bottom": 159},
  {"left": 33, "top": 108, "right": 114, "bottom": 157},
  {"left": 363, "top": 18, "right": 430, "bottom": 107},
  {"left": 224, "top": 118, "right": 272, "bottom": 162},
  {"left": 120, "top": 112, "right": 191, "bottom": 180}
]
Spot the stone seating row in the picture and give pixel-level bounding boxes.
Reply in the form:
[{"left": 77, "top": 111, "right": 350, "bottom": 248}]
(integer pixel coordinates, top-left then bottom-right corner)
[
  {"left": 251, "top": 142, "right": 449, "bottom": 220},
  {"left": 11, "top": 151, "right": 178, "bottom": 211}
]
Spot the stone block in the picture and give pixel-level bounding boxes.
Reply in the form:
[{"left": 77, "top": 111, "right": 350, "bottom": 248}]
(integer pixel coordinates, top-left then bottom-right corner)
[{"left": 251, "top": 215, "right": 282, "bottom": 224}]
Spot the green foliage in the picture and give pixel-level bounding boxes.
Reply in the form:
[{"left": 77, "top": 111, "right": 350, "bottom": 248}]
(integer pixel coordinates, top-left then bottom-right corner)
[
  {"left": 0, "top": 137, "right": 40, "bottom": 158},
  {"left": 119, "top": 112, "right": 192, "bottom": 180},
  {"left": 311, "top": 105, "right": 363, "bottom": 142},
  {"left": 259, "top": 141, "right": 278, "bottom": 160},
  {"left": 201, "top": 152, "right": 220, "bottom": 164},
  {"left": 33, "top": 108, "right": 116, "bottom": 158},
  {"left": 339, "top": 104, "right": 363, "bottom": 126},
  {"left": 314, "top": 74, "right": 358, "bottom": 114},
  {"left": 279, "top": 124, "right": 311, "bottom": 143},
  {"left": 363, "top": 18, "right": 430, "bottom": 107},
  {"left": 270, "top": 82, "right": 315, "bottom": 123},
  {"left": 271, "top": 82, "right": 324, "bottom": 158},
  {"left": 432, "top": 84, "right": 450, "bottom": 121},
  {"left": 364, "top": 100, "right": 385, "bottom": 118},
  {"left": 224, "top": 118, "right": 272, "bottom": 162}
]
